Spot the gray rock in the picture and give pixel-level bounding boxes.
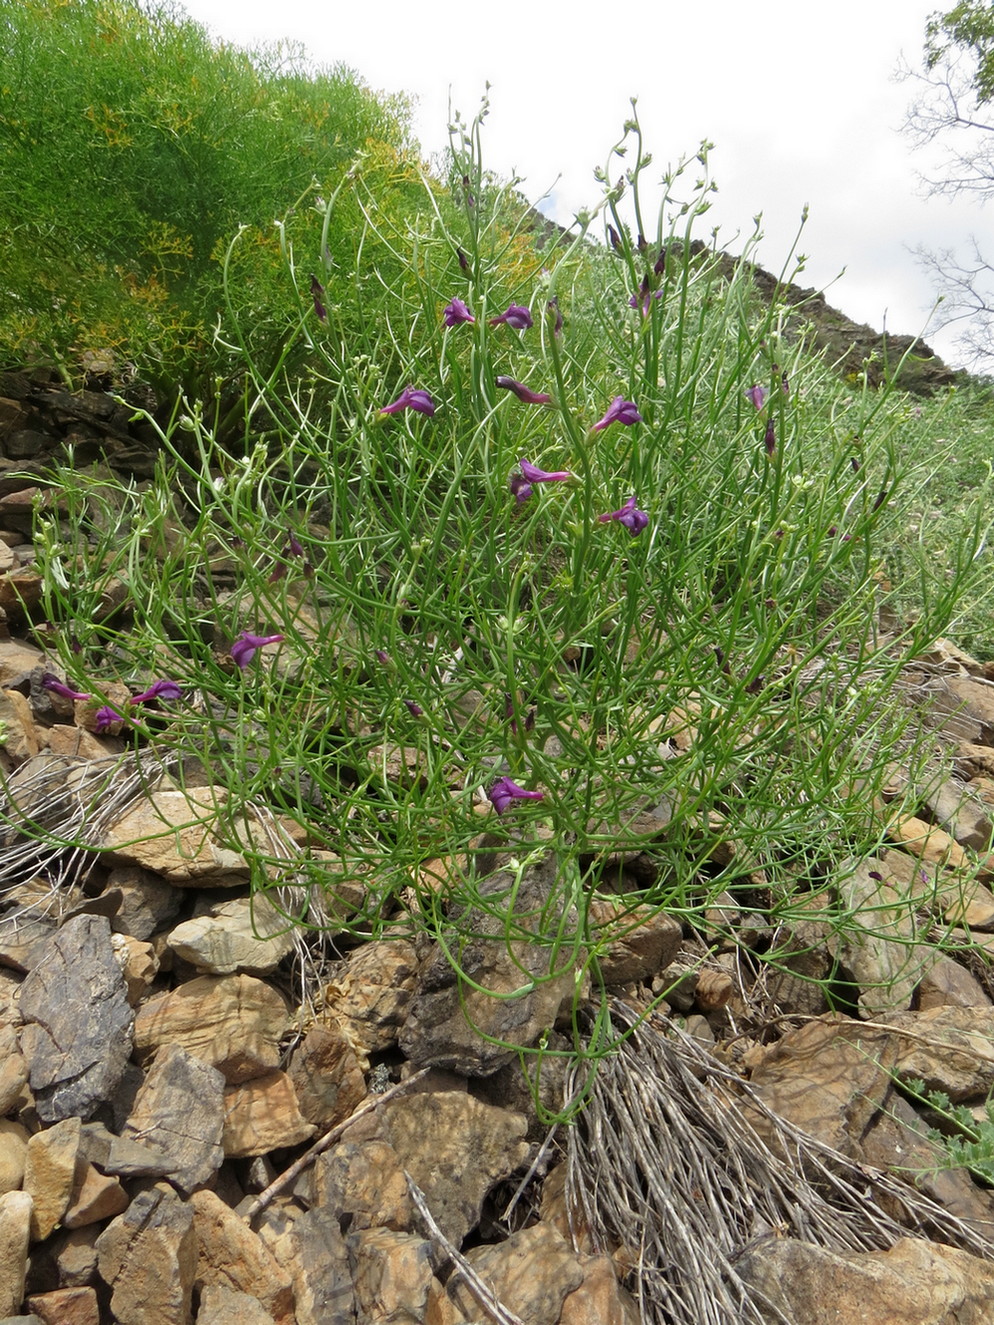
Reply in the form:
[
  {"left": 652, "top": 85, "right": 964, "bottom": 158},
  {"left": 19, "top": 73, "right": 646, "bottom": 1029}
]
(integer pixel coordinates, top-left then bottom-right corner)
[
  {"left": 270, "top": 1206, "right": 356, "bottom": 1325},
  {"left": 79, "top": 1121, "right": 180, "bottom": 1179},
  {"left": 122, "top": 1044, "right": 225, "bottom": 1194},
  {"left": 400, "top": 852, "right": 580, "bottom": 1075},
  {"left": 106, "top": 866, "right": 183, "bottom": 940},
  {"left": 18, "top": 915, "right": 133, "bottom": 1121},
  {"left": 96, "top": 1184, "right": 197, "bottom": 1325}
]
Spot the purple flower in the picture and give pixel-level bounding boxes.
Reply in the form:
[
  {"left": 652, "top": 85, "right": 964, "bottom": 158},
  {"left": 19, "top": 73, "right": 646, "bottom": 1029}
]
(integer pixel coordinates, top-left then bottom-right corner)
[
  {"left": 42, "top": 674, "right": 91, "bottom": 702},
  {"left": 629, "top": 278, "right": 662, "bottom": 318},
  {"left": 379, "top": 387, "right": 435, "bottom": 417},
  {"left": 548, "top": 296, "right": 563, "bottom": 337},
  {"left": 456, "top": 247, "right": 469, "bottom": 271},
  {"left": 404, "top": 699, "right": 424, "bottom": 717},
  {"left": 131, "top": 679, "right": 182, "bottom": 704},
  {"left": 598, "top": 496, "right": 649, "bottom": 536},
  {"left": 591, "top": 397, "right": 642, "bottom": 431},
  {"left": 309, "top": 274, "right": 327, "bottom": 323},
  {"left": 374, "top": 649, "right": 391, "bottom": 665},
  {"left": 495, "top": 376, "right": 552, "bottom": 405},
  {"left": 489, "top": 304, "right": 533, "bottom": 331},
  {"left": 443, "top": 298, "right": 475, "bottom": 326},
  {"left": 607, "top": 225, "right": 622, "bottom": 251},
  {"left": 284, "top": 532, "right": 304, "bottom": 558},
  {"left": 94, "top": 706, "right": 125, "bottom": 733},
  {"left": 509, "top": 475, "right": 534, "bottom": 505},
  {"left": 746, "top": 384, "right": 767, "bottom": 411},
  {"left": 488, "top": 776, "right": 544, "bottom": 814},
  {"left": 763, "top": 418, "right": 776, "bottom": 455},
  {"left": 519, "top": 459, "right": 573, "bottom": 484},
  {"left": 231, "top": 631, "right": 285, "bottom": 670}
]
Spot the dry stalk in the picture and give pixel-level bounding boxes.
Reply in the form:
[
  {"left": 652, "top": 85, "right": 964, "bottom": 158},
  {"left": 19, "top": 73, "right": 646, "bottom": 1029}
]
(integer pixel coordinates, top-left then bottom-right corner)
[{"left": 565, "top": 999, "right": 994, "bottom": 1325}]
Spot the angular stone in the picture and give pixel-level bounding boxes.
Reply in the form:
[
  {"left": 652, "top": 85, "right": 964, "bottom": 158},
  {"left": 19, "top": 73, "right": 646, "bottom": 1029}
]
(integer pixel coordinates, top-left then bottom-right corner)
[
  {"left": 559, "top": 1253, "right": 640, "bottom": 1325},
  {"left": 222, "top": 1069, "right": 315, "bottom": 1158},
  {"left": 78, "top": 1121, "right": 179, "bottom": 1180},
  {"left": 311, "top": 1138, "right": 413, "bottom": 1233},
  {"left": 400, "top": 853, "right": 580, "bottom": 1075},
  {"left": 18, "top": 915, "right": 133, "bottom": 1121},
  {"left": 735, "top": 1234, "right": 994, "bottom": 1325},
  {"left": 835, "top": 858, "right": 937, "bottom": 1016},
  {"left": 101, "top": 787, "right": 250, "bottom": 885},
  {"left": 0, "top": 1023, "right": 28, "bottom": 1115},
  {"left": 95, "top": 1184, "right": 196, "bottom": 1325},
  {"left": 166, "top": 894, "right": 296, "bottom": 975},
  {"left": 587, "top": 899, "right": 682, "bottom": 985},
  {"left": 0, "top": 688, "right": 40, "bottom": 761},
  {"left": 924, "top": 776, "right": 994, "bottom": 851},
  {"left": 122, "top": 1045, "right": 225, "bottom": 1193},
  {"left": 443, "top": 1223, "right": 585, "bottom": 1325},
  {"left": 133, "top": 974, "right": 288, "bottom": 1084},
  {"left": 884, "top": 1004, "right": 994, "bottom": 1101},
  {"left": 0, "top": 911, "right": 58, "bottom": 974},
  {"left": 318, "top": 939, "right": 419, "bottom": 1055},
  {"left": 0, "top": 1190, "right": 32, "bottom": 1317},
  {"left": 0, "top": 1120, "right": 28, "bottom": 1196},
  {"left": 189, "top": 1190, "right": 295, "bottom": 1325},
  {"left": 24, "top": 1117, "right": 80, "bottom": 1241},
  {"left": 25, "top": 1287, "right": 100, "bottom": 1325},
  {"left": 62, "top": 1164, "right": 128, "bottom": 1230},
  {"left": 196, "top": 1284, "right": 273, "bottom": 1325},
  {"left": 286, "top": 1023, "right": 367, "bottom": 1130},
  {"left": 369, "top": 1090, "right": 529, "bottom": 1244},
  {"left": 917, "top": 956, "right": 992, "bottom": 1010},
  {"left": 55, "top": 1225, "right": 101, "bottom": 1287},
  {"left": 109, "top": 932, "right": 158, "bottom": 1004},
  {"left": 269, "top": 1206, "right": 355, "bottom": 1325},
  {"left": 106, "top": 866, "right": 183, "bottom": 940},
  {"left": 347, "top": 1228, "right": 436, "bottom": 1325}
]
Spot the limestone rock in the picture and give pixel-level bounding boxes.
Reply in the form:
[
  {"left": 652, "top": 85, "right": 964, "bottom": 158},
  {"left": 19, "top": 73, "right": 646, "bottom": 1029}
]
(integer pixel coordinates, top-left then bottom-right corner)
[
  {"left": 917, "top": 956, "right": 992, "bottom": 1010},
  {"left": 269, "top": 1206, "right": 356, "bottom": 1325},
  {"left": 347, "top": 1227, "right": 437, "bottom": 1325},
  {"left": 0, "top": 1023, "right": 27, "bottom": 1115},
  {"left": 106, "top": 866, "right": 183, "bottom": 940},
  {"left": 62, "top": 1163, "right": 128, "bottom": 1230},
  {"left": 286, "top": 1022, "right": 367, "bottom": 1130},
  {"left": 109, "top": 932, "right": 158, "bottom": 1004},
  {"left": 189, "top": 1189, "right": 295, "bottom": 1325},
  {"left": 560, "top": 1252, "right": 641, "bottom": 1325},
  {"left": 0, "top": 1190, "right": 32, "bottom": 1317},
  {"left": 23, "top": 1116, "right": 80, "bottom": 1241},
  {"left": 924, "top": 776, "right": 994, "bottom": 851},
  {"left": 222, "top": 1069, "right": 315, "bottom": 1157},
  {"left": 101, "top": 787, "right": 250, "bottom": 885},
  {"left": 133, "top": 973, "right": 288, "bottom": 1084},
  {"left": 166, "top": 895, "right": 296, "bottom": 975},
  {"left": 735, "top": 1234, "right": 994, "bottom": 1324},
  {"left": 195, "top": 1284, "right": 274, "bottom": 1325},
  {"left": 24, "top": 1287, "right": 100, "bottom": 1325},
  {"left": 884, "top": 1004, "right": 994, "bottom": 1101},
  {"left": 0, "top": 1120, "right": 28, "bottom": 1196},
  {"left": 311, "top": 1138, "right": 413, "bottom": 1233},
  {"left": 374, "top": 1089, "right": 529, "bottom": 1244},
  {"left": 18, "top": 915, "right": 133, "bottom": 1121},
  {"left": 0, "top": 911, "right": 58, "bottom": 974},
  {"left": 400, "top": 853, "right": 580, "bottom": 1075},
  {"left": 440, "top": 1223, "right": 585, "bottom": 1325},
  {"left": 55, "top": 1225, "right": 101, "bottom": 1287},
  {"left": 587, "top": 899, "right": 682, "bottom": 985},
  {"left": 836, "top": 858, "right": 937, "bottom": 1016},
  {"left": 122, "top": 1044, "right": 225, "bottom": 1193},
  {"left": 318, "top": 939, "right": 419, "bottom": 1055},
  {"left": 95, "top": 1184, "right": 197, "bottom": 1325},
  {"left": 0, "top": 688, "right": 40, "bottom": 761}
]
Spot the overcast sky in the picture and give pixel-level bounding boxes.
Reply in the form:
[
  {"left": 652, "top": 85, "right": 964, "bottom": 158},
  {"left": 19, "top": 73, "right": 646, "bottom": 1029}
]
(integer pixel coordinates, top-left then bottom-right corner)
[{"left": 178, "top": 0, "right": 987, "bottom": 368}]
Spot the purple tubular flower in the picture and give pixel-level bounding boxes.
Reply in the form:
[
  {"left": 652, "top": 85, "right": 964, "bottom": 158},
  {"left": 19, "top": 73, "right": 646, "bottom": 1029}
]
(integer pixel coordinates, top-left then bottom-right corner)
[
  {"left": 489, "top": 304, "right": 533, "bottom": 331},
  {"left": 591, "top": 397, "right": 642, "bottom": 431},
  {"left": 309, "top": 274, "right": 327, "bottom": 323},
  {"left": 379, "top": 387, "right": 435, "bottom": 417},
  {"left": 443, "top": 298, "right": 475, "bottom": 326},
  {"left": 456, "top": 247, "right": 469, "bottom": 271},
  {"left": 131, "top": 679, "right": 182, "bottom": 704},
  {"left": 763, "top": 418, "right": 776, "bottom": 455},
  {"left": 374, "top": 649, "right": 391, "bottom": 665},
  {"left": 284, "top": 532, "right": 305, "bottom": 558},
  {"left": 403, "top": 699, "right": 424, "bottom": 717},
  {"left": 231, "top": 631, "right": 285, "bottom": 670},
  {"left": 519, "top": 459, "right": 573, "bottom": 484},
  {"left": 598, "top": 496, "right": 649, "bottom": 536},
  {"left": 495, "top": 376, "right": 552, "bottom": 405},
  {"left": 42, "top": 673, "right": 91, "bottom": 702},
  {"left": 94, "top": 706, "right": 125, "bottom": 733},
  {"left": 745, "top": 384, "right": 767, "bottom": 411},
  {"left": 509, "top": 475, "right": 534, "bottom": 505},
  {"left": 607, "top": 224, "right": 622, "bottom": 251},
  {"left": 488, "top": 776, "right": 544, "bottom": 814},
  {"left": 548, "top": 296, "right": 563, "bottom": 337}
]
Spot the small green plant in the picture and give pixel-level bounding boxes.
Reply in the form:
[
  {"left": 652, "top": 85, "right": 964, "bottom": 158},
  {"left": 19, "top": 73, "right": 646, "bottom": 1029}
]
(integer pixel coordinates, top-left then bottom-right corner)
[
  {"left": 904, "top": 1076, "right": 994, "bottom": 1185},
  {"left": 18, "top": 101, "right": 991, "bottom": 1104}
]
